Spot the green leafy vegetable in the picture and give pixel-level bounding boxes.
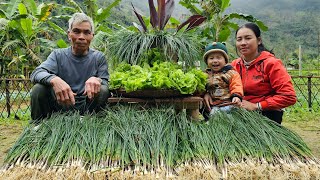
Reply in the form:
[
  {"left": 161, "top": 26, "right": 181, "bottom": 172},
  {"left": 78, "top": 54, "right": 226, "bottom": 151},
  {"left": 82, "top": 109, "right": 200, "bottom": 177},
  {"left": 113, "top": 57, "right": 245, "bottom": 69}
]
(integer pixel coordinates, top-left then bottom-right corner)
[{"left": 109, "top": 61, "right": 207, "bottom": 94}]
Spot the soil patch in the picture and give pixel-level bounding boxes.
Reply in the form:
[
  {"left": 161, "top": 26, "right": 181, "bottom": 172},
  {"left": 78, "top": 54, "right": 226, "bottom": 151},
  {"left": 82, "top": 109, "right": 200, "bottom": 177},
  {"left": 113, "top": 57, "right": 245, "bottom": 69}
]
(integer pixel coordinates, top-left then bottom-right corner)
[
  {"left": 0, "top": 121, "right": 25, "bottom": 166},
  {"left": 283, "top": 120, "right": 320, "bottom": 158}
]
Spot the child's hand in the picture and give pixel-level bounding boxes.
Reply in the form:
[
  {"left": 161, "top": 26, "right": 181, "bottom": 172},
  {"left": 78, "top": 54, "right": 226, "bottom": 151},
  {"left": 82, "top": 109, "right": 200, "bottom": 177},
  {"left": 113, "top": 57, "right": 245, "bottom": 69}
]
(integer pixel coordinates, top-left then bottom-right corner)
[
  {"left": 203, "top": 93, "right": 213, "bottom": 111},
  {"left": 232, "top": 97, "right": 241, "bottom": 106}
]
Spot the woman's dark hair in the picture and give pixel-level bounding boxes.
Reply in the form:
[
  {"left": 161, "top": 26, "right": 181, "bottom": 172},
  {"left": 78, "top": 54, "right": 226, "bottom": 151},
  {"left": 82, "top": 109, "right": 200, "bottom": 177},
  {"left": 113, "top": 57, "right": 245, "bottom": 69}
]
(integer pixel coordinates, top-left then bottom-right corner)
[{"left": 235, "top": 22, "right": 274, "bottom": 55}]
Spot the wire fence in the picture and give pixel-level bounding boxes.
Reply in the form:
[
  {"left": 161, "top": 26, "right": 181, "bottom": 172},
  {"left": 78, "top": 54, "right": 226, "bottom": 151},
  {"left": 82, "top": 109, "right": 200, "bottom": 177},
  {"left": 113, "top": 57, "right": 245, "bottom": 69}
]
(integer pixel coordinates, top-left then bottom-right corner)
[
  {"left": 1, "top": 77, "right": 320, "bottom": 119},
  {"left": 289, "top": 75, "right": 320, "bottom": 112},
  {"left": 0, "top": 79, "right": 32, "bottom": 119}
]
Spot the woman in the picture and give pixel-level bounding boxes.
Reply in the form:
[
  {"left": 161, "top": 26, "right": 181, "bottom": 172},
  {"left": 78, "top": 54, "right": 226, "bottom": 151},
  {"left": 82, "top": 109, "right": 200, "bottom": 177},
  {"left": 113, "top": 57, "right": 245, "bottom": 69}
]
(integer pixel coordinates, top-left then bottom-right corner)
[{"left": 230, "top": 22, "right": 296, "bottom": 124}]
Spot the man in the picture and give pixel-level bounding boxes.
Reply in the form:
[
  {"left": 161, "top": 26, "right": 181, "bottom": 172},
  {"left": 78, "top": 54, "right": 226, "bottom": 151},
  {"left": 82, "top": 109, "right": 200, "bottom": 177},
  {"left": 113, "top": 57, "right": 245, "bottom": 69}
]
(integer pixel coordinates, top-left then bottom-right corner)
[{"left": 30, "top": 13, "right": 109, "bottom": 124}]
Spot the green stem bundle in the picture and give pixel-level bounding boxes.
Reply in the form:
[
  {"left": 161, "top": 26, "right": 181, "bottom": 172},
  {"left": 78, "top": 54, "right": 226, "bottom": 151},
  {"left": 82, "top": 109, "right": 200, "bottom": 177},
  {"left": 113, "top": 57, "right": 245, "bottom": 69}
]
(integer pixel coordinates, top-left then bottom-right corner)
[{"left": 3, "top": 105, "right": 316, "bottom": 173}]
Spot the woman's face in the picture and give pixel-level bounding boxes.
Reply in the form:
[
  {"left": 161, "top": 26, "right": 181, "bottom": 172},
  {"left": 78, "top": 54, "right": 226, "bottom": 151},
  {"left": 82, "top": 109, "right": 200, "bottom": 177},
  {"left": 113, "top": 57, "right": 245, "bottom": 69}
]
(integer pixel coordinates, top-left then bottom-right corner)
[{"left": 236, "top": 27, "right": 261, "bottom": 61}]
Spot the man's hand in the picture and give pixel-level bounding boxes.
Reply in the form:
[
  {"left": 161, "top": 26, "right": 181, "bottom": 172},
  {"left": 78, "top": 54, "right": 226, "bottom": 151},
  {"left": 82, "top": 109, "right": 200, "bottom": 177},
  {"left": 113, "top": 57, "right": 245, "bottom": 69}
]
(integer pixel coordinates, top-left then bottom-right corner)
[
  {"left": 50, "top": 77, "right": 76, "bottom": 106},
  {"left": 203, "top": 93, "right": 213, "bottom": 112},
  {"left": 241, "top": 100, "right": 258, "bottom": 111},
  {"left": 83, "top": 77, "right": 102, "bottom": 100}
]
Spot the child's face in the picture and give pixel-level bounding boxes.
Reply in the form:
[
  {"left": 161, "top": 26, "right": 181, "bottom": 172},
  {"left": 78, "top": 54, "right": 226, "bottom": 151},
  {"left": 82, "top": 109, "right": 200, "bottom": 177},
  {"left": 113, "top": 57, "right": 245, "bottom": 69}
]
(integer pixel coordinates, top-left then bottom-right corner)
[{"left": 206, "top": 52, "right": 226, "bottom": 72}]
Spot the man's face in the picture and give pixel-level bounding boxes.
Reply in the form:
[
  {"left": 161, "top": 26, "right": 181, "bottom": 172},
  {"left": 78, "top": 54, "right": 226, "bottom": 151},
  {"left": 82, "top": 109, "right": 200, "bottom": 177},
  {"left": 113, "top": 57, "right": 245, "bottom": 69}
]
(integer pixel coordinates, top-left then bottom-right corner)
[{"left": 68, "top": 21, "right": 94, "bottom": 56}]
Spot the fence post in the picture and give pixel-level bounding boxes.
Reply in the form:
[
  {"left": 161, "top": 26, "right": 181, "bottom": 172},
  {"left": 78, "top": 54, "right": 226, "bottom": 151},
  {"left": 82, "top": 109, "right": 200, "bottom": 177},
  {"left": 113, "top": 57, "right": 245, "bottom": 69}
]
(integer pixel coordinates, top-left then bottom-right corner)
[
  {"left": 307, "top": 76, "right": 312, "bottom": 112},
  {"left": 5, "top": 79, "right": 11, "bottom": 117}
]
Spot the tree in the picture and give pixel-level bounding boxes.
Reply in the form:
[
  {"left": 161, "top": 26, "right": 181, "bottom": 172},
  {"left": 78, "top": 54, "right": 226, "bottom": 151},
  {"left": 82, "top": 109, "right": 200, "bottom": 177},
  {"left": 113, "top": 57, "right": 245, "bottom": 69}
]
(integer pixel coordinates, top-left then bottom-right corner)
[
  {"left": 49, "top": 0, "right": 123, "bottom": 54},
  {"left": 179, "top": 0, "right": 267, "bottom": 44},
  {"left": 0, "top": 0, "right": 123, "bottom": 77},
  {"left": 0, "top": 0, "right": 56, "bottom": 78}
]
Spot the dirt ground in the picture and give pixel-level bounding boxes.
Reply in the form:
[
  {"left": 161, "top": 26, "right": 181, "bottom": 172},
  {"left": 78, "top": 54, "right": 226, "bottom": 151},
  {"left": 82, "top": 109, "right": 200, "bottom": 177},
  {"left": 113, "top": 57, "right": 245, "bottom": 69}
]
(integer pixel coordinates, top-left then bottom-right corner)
[
  {"left": 283, "top": 120, "right": 320, "bottom": 158},
  {"left": 0, "top": 121, "right": 25, "bottom": 166},
  {"left": 0, "top": 120, "right": 319, "bottom": 166}
]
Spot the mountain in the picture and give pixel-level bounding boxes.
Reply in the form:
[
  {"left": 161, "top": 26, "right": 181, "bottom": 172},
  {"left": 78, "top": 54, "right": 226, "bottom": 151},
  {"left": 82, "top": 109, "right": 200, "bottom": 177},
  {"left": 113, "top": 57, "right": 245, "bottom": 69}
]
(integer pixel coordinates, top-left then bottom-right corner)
[
  {"left": 228, "top": 0, "right": 320, "bottom": 59},
  {"left": 116, "top": 0, "right": 320, "bottom": 60}
]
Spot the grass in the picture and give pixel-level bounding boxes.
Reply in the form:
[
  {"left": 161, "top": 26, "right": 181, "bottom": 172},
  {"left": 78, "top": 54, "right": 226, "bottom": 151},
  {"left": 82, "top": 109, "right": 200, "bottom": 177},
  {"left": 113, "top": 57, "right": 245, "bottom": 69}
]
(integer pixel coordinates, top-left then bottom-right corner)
[
  {"left": 288, "top": 69, "right": 320, "bottom": 76},
  {"left": 284, "top": 108, "right": 320, "bottom": 122},
  {"left": 0, "top": 109, "right": 31, "bottom": 121},
  {"left": 282, "top": 109, "right": 320, "bottom": 158},
  {"left": 0, "top": 118, "right": 28, "bottom": 128}
]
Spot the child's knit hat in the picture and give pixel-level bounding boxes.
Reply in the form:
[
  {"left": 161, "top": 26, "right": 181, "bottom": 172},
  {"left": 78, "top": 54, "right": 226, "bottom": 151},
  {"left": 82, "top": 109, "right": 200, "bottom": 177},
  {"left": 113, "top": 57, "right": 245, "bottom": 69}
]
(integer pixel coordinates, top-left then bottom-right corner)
[{"left": 203, "top": 42, "right": 228, "bottom": 64}]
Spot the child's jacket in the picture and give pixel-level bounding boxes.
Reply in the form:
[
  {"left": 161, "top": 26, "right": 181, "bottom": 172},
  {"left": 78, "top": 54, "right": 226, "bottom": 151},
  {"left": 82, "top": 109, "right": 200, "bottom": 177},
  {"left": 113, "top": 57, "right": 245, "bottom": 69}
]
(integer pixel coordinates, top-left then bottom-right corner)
[
  {"left": 231, "top": 51, "right": 297, "bottom": 110},
  {"left": 206, "top": 65, "right": 243, "bottom": 102}
]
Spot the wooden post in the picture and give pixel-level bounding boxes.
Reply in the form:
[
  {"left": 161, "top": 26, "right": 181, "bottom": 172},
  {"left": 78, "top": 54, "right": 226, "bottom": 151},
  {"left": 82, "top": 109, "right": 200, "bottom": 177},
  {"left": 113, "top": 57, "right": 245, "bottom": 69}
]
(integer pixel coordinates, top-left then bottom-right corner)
[
  {"left": 318, "top": 31, "right": 320, "bottom": 76},
  {"left": 5, "top": 79, "right": 10, "bottom": 118},
  {"left": 299, "top": 45, "right": 302, "bottom": 76},
  {"left": 318, "top": 30, "right": 320, "bottom": 57},
  {"left": 194, "top": 61, "right": 201, "bottom": 70},
  {"left": 307, "top": 76, "right": 312, "bottom": 112}
]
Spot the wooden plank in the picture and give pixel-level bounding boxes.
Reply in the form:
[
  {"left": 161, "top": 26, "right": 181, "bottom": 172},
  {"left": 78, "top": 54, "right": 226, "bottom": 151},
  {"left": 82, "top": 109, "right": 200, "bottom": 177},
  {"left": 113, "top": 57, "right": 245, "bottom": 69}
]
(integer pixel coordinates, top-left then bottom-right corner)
[
  {"left": 108, "top": 97, "right": 203, "bottom": 110},
  {"left": 108, "top": 97, "right": 202, "bottom": 103}
]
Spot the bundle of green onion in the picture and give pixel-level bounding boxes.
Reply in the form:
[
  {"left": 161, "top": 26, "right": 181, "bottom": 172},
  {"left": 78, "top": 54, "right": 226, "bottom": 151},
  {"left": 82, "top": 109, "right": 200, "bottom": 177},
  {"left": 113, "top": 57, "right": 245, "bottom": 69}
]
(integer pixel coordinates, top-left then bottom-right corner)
[{"left": 1, "top": 105, "right": 319, "bottom": 179}]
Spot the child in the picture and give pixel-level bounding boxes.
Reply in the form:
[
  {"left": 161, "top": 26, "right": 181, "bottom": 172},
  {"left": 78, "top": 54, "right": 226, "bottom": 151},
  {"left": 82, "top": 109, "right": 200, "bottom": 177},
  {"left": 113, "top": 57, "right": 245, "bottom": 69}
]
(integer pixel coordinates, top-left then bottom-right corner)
[{"left": 202, "top": 42, "right": 243, "bottom": 116}]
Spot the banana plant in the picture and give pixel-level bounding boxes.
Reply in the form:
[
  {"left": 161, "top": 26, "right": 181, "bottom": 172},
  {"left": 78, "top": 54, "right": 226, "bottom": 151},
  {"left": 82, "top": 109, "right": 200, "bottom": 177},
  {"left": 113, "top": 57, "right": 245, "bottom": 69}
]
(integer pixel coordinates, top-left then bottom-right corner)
[
  {"left": 179, "top": 0, "right": 267, "bottom": 43},
  {"left": 50, "top": 0, "right": 123, "bottom": 53},
  {"left": 0, "top": 0, "right": 56, "bottom": 77},
  {"left": 62, "top": 0, "right": 122, "bottom": 33}
]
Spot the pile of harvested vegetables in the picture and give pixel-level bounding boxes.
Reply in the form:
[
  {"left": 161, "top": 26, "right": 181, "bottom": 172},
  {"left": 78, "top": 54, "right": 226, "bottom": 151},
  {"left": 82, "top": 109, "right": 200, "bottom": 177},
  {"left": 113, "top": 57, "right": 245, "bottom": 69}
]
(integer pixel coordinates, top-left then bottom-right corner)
[
  {"left": 1, "top": 105, "right": 320, "bottom": 179},
  {"left": 109, "top": 61, "right": 207, "bottom": 94}
]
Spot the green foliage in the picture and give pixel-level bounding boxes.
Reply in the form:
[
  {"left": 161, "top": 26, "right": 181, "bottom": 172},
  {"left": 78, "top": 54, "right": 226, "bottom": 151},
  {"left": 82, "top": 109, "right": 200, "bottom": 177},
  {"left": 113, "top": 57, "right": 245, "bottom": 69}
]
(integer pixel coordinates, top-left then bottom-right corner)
[
  {"left": 0, "top": 0, "right": 58, "bottom": 77},
  {"left": 179, "top": 0, "right": 267, "bottom": 44},
  {"left": 61, "top": 0, "right": 122, "bottom": 33},
  {"left": 1, "top": 0, "right": 318, "bottom": 77},
  {"left": 112, "top": 0, "right": 206, "bottom": 70},
  {"left": 288, "top": 69, "right": 320, "bottom": 76},
  {"left": 0, "top": 0, "right": 125, "bottom": 77},
  {"left": 107, "top": 29, "right": 202, "bottom": 66},
  {"left": 0, "top": 117, "right": 28, "bottom": 126},
  {"left": 0, "top": 110, "right": 31, "bottom": 122},
  {"left": 284, "top": 108, "right": 320, "bottom": 122},
  {"left": 131, "top": 0, "right": 205, "bottom": 33},
  {"left": 286, "top": 58, "right": 320, "bottom": 74},
  {"left": 52, "top": 0, "right": 123, "bottom": 56},
  {"left": 56, "top": 39, "right": 68, "bottom": 48}
]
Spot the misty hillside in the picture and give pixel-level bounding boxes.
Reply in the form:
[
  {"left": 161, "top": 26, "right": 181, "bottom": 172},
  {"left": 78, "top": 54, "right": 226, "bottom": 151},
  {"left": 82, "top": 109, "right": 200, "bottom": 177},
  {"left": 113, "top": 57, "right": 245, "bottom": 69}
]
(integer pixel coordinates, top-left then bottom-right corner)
[
  {"left": 117, "top": 0, "right": 320, "bottom": 60},
  {"left": 229, "top": 0, "right": 320, "bottom": 59},
  {"left": 230, "top": 0, "right": 320, "bottom": 12}
]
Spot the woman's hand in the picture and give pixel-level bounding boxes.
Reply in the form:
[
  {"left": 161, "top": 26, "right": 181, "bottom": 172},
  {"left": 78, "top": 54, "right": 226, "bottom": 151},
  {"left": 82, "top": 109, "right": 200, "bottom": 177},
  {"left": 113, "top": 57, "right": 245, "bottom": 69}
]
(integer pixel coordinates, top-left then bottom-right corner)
[{"left": 241, "top": 100, "right": 258, "bottom": 111}]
